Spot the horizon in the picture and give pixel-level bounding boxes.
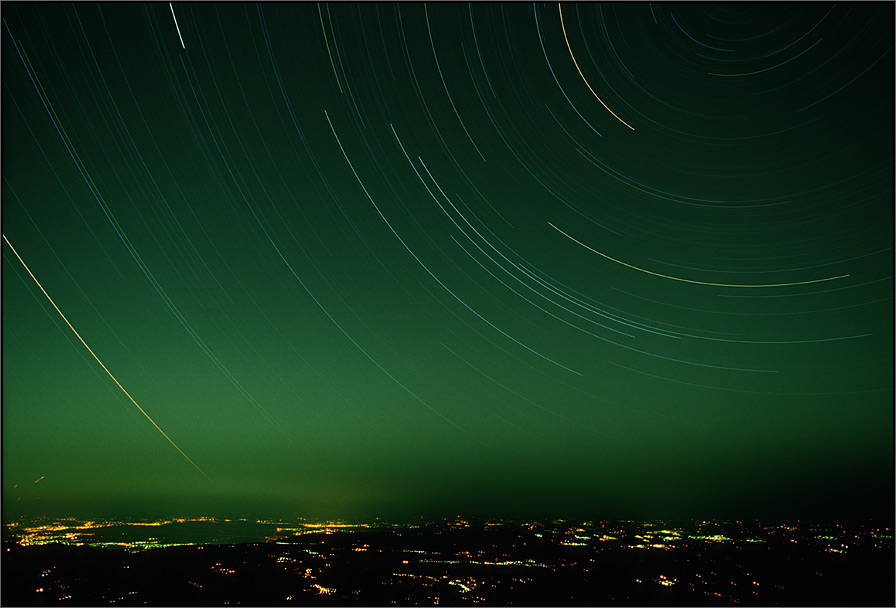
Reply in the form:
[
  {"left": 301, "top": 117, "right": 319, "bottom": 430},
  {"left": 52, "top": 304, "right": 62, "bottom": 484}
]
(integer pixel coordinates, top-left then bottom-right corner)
[
  {"left": 5, "top": 512, "right": 894, "bottom": 528},
  {"left": 6, "top": 511, "right": 892, "bottom": 553}
]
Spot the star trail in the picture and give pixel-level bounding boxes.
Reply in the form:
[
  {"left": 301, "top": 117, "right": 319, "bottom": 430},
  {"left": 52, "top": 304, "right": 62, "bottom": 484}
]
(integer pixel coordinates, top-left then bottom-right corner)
[{"left": 2, "top": 3, "right": 892, "bottom": 522}]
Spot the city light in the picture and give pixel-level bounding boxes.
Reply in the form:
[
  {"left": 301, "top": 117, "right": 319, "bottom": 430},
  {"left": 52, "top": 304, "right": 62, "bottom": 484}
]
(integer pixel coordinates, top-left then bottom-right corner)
[{"left": 3, "top": 515, "right": 893, "bottom": 606}]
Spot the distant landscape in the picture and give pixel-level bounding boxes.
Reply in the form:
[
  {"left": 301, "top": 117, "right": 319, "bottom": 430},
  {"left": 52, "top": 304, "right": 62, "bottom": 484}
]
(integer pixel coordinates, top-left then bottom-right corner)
[{"left": 3, "top": 516, "right": 893, "bottom": 606}]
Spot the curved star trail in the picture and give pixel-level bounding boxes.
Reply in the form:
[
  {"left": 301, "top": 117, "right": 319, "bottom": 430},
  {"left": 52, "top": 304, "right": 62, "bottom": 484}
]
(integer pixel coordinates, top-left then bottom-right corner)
[{"left": 2, "top": 3, "right": 892, "bottom": 522}]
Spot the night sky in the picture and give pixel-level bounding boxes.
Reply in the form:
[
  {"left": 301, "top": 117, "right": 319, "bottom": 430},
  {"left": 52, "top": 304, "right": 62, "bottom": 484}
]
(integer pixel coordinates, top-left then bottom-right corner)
[{"left": 3, "top": 3, "right": 893, "bottom": 523}]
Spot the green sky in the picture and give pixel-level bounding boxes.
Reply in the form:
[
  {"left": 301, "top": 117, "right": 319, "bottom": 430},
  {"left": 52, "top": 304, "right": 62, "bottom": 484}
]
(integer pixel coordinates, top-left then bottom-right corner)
[{"left": 3, "top": 3, "right": 892, "bottom": 523}]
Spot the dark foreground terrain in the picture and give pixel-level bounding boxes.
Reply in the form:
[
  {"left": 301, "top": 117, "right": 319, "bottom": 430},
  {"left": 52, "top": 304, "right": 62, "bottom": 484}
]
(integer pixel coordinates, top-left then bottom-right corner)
[{"left": 3, "top": 520, "right": 893, "bottom": 606}]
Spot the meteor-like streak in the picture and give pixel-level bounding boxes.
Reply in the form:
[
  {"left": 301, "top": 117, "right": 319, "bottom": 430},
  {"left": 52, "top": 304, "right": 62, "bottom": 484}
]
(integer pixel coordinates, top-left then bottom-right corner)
[
  {"left": 2, "top": 235, "right": 212, "bottom": 481},
  {"left": 169, "top": 3, "right": 186, "bottom": 49}
]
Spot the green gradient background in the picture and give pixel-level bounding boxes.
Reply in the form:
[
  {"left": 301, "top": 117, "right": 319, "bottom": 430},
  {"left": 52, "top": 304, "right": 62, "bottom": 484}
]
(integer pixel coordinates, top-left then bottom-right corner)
[{"left": 2, "top": 3, "right": 892, "bottom": 522}]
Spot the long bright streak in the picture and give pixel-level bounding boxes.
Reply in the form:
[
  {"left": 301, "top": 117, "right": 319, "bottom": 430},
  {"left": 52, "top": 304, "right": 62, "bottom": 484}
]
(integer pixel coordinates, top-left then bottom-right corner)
[
  {"left": 169, "top": 3, "right": 186, "bottom": 49},
  {"left": 2, "top": 235, "right": 211, "bottom": 481},
  {"left": 548, "top": 223, "right": 850, "bottom": 288},
  {"left": 558, "top": 3, "right": 634, "bottom": 130}
]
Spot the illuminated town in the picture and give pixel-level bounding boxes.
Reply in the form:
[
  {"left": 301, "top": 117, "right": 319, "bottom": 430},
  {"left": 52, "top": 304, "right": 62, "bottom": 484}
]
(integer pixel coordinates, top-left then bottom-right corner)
[{"left": 2, "top": 516, "right": 893, "bottom": 605}]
